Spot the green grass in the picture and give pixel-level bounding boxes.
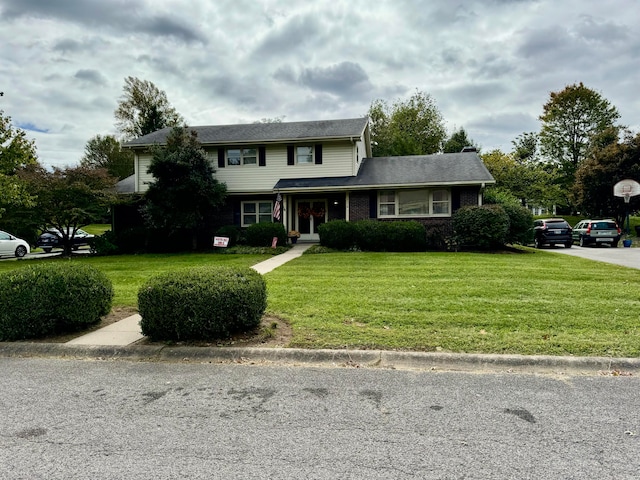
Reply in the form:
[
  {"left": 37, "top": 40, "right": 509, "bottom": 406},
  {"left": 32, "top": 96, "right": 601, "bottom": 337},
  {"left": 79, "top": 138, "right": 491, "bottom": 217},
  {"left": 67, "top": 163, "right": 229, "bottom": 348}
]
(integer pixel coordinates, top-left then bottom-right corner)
[
  {"left": 82, "top": 224, "right": 111, "bottom": 236},
  {"left": 0, "top": 252, "right": 273, "bottom": 307},
  {"left": 265, "top": 249, "right": 640, "bottom": 357}
]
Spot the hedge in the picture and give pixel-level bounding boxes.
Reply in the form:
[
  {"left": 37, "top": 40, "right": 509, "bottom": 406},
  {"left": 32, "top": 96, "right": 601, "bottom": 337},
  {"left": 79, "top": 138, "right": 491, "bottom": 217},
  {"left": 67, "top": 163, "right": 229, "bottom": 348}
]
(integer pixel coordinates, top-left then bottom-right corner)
[
  {"left": 138, "top": 266, "right": 267, "bottom": 341},
  {"left": 0, "top": 263, "right": 114, "bottom": 340},
  {"left": 452, "top": 204, "right": 510, "bottom": 250},
  {"left": 244, "top": 222, "right": 287, "bottom": 247}
]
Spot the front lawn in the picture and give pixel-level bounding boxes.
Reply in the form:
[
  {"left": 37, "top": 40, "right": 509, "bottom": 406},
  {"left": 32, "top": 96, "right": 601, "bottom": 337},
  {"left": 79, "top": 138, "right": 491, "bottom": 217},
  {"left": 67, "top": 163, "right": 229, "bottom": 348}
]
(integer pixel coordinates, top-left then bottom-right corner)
[
  {"left": 265, "top": 249, "right": 640, "bottom": 357},
  {"left": 2, "top": 248, "right": 639, "bottom": 357}
]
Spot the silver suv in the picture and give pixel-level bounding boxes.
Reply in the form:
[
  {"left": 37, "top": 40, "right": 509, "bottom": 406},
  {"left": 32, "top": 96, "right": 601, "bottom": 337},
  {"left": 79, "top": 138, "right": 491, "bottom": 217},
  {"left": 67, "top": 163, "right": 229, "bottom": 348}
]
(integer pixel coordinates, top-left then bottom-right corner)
[{"left": 572, "top": 219, "right": 621, "bottom": 247}]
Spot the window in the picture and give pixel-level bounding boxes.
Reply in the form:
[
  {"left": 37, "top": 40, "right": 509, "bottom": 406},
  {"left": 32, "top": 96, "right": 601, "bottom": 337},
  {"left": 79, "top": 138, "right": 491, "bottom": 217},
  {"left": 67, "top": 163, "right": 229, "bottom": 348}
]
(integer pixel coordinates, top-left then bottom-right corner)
[
  {"left": 378, "top": 189, "right": 450, "bottom": 217},
  {"left": 227, "top": 148, "right": 257, "bottom": 166},
  {"left": 379, "top": 191, "right": 395, "bottom": 216},
  {"left": 432, "top": 189, "right": 450, "bottom": 214},
  {"left": 242, "top": 201, "right": 273, "bottom": 226},
  {"left": 296, "top": 146, "right": 313, "bottom": 164}
]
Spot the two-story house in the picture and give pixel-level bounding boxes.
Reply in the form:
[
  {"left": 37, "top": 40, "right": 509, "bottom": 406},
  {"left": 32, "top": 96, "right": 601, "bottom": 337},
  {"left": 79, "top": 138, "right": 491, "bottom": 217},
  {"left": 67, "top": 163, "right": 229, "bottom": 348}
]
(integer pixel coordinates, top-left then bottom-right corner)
[{"left": 122, "top": 117, "right": 494, "bottom": 242}]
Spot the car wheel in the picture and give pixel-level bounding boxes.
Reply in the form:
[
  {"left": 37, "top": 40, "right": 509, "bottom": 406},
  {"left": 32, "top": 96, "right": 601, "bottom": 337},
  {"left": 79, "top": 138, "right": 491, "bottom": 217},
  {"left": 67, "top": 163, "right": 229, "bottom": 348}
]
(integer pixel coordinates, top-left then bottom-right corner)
[
  {"left": 15, "top": 245, "right": 27, "bottom": 258},
  {"left": 565, "top": 242, "right": 572, "bottom": 248},
  {"left": 43, "top": 248, "right": 52, "bottom": 253},
  {"left": 534, "top": 237, "right": 542, "bottom": 249},
  {"left": 579, "top": 236, "right": 586, "bottom": 247}
]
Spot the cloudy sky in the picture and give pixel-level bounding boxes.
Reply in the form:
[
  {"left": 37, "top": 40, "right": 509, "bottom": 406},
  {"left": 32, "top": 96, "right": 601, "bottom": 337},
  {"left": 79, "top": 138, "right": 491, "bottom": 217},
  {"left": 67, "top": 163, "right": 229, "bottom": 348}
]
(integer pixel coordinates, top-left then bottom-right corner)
[{"left": 1, "top": 0, "right": 638, "bottom": 169}]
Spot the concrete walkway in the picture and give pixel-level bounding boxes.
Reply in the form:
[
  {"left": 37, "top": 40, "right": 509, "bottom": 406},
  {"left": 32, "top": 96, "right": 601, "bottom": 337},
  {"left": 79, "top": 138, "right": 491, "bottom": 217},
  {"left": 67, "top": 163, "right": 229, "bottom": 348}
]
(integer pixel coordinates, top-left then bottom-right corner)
[{"left": 66, "top": 243, "right": 315, "bottom": 346}]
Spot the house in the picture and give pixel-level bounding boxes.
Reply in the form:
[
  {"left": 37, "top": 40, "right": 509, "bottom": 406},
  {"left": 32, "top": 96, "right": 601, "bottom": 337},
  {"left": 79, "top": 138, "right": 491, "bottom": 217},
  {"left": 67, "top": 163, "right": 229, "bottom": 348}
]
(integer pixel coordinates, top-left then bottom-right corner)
[{"left": 122, "top": 117, "right": 495, "bottom": 243}]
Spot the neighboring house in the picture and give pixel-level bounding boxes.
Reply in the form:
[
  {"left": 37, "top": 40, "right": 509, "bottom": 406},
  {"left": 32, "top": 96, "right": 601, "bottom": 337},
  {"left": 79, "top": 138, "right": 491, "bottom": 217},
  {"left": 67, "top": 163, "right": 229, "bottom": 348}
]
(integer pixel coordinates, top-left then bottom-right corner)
[{"left": 122, "top": 117, "right": 494, "bottom": 242}]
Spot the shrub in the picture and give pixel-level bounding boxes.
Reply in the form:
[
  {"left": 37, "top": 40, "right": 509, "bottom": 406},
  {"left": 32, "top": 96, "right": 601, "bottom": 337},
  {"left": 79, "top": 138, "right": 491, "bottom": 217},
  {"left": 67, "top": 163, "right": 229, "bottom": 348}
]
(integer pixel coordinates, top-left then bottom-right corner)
[
  {"left": 424, "top": 221, "right": 452, "bottom": 250},
  {"left": 484, "top": 189, "right": 534, "bottom": 245},
  {"left": 0, "top": 263, "right": 113, "bottom": 340},
  {"left": 92, "top": 231, "right": 119, "bottom": 255},
  {"left": 354, "top": 220, "right": 427, "bottom": 252},
  {"left": 138, "top": 266, "right": 267, "bottom": 341},
  {"left": 318, "top": 220, "right": 357, "bottom": 250},
  {"left": 215, "top": 225, "right": 241, "bottom": 247},
  {"left": 244, "top": 222, "right": 287, "bottom": 247},
  {"left": 501, "top": 203, "right": 533, "bottom": 245},
  {"left": 452, "top": 205, "right": 510, "bottom": 250}
]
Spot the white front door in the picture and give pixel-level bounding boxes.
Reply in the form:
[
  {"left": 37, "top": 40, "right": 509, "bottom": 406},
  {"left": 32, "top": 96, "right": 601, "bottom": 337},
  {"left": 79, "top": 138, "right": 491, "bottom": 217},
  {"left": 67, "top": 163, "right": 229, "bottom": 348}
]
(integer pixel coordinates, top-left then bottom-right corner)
[{"left": 296, "top": 200, "right": 327, "bottom": 241}]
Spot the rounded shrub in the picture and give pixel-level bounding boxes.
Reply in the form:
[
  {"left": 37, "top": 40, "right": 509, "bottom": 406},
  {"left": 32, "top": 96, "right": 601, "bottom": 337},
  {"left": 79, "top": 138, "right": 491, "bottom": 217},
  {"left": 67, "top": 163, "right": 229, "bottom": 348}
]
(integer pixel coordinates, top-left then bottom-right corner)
[
  {"left": 318, "top": 220, "right": 357, "bottom": 250},
  {"left": 244, "top": 222, "right": 287, "bottom": 247},
  {"left": 138, "top": 266, "right": 267, "bottom": 341},
  {"left": 0, "top": 263, "right": 114, "bottom": 341},
  {"left": 452, "top": 204, "right": 510, "bottom": 250},
  {"left": 354, "top": 220, "right": 427, "bottom": 252},
  {"left": 501, "top": 203, "right": 533, "bottom": 245}
]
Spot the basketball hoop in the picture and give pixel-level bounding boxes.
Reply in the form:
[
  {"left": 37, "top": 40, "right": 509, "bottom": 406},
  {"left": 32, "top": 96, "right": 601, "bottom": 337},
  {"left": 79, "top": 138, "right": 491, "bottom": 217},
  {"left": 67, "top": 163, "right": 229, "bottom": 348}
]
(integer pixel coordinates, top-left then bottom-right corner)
[{"left": 614, "top": 179, "right": 640, "bottom": 236}]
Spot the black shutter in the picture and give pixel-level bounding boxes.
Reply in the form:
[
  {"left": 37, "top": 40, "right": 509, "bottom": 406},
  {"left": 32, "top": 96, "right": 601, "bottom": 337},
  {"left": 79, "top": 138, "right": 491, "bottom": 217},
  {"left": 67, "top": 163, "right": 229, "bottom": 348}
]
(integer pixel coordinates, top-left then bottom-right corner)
[
  {"left": 314, "top": 144, "right": 323, "bottom": 164},
  {"left": 217, "top": 148, "right": 225, "bottom": 168},
  {"left": 287, "top": 145, "right": 295, "bottom": 165},
  {"left": 259, "top": 146, "right": 266, "bottom": 166}
]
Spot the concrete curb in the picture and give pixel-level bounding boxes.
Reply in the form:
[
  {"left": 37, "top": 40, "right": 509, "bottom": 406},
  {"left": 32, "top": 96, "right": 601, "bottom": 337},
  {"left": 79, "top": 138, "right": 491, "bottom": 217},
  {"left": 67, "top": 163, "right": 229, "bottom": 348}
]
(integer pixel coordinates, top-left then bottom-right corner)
[{"left": 1, "top": 342, "right": 639, "bottom": 375}]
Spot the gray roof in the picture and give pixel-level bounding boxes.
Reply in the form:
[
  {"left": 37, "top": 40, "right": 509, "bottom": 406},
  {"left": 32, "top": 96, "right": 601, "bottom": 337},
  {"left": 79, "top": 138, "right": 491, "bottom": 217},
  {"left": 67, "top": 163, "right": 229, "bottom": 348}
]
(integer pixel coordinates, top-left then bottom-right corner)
[
  {"left": 274, "top": 152, "right": 495, "bottom": 191},
  {"left": 124, "top": 117, "right": 369, "bottom": 148},
  {"left": 115, "top": 174, "right": 136, "bottom": 194}
]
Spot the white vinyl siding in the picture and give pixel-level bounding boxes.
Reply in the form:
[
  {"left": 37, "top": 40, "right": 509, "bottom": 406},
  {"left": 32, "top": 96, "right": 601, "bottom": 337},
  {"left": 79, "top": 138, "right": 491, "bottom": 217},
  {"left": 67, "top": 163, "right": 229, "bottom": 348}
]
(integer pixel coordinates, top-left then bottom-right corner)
[
  {"left": 133, "top": 140, "right": 361, "bottom": 194},
  {"left": 215, "top": 141, "right": 356, "bottom": 194}
]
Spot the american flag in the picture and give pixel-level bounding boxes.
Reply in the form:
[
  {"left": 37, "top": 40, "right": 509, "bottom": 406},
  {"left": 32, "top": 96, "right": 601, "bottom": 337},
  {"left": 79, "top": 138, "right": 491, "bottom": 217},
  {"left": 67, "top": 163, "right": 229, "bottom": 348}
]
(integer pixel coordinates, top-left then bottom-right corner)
[{"left": 273, "top": 193, "right": 282, "bottom": 220}]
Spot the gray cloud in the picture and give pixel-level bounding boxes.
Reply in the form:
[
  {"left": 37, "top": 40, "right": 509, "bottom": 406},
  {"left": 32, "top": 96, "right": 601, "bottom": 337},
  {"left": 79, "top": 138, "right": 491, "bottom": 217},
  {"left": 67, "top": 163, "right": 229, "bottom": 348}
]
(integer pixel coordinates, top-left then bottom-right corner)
[
  {"left": 0, "top": 0, "right": 207, "bottom": 44},
  {"left": 299, "top": 62, "right": 372, "bottom": 97},
  {"left": 252, "top": 13, "right": 323, "bottom": 59},
  {"left": 74, "top": 69, "right": 107, "bottom": 86}
]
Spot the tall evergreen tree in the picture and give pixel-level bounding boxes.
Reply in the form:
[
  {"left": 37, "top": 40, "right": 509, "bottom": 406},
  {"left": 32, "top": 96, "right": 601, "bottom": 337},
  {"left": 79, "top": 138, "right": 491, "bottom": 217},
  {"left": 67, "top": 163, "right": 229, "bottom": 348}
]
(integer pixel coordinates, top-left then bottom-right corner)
[{"left": 142, "top": 127, "right": 227, "bottom": 250}]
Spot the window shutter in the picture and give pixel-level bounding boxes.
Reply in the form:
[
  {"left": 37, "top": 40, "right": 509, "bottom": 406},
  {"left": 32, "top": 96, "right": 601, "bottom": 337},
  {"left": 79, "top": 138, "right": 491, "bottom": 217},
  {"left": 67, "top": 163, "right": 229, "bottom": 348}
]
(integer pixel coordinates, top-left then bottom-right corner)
[
  {"left": 259, "top": 146, "right": 266, "bottom": 166},
  {"left": 217, "top": 149, "right": 225, "bottom": 168},
  {"left": 287, "top": 145, "right": 295, "bottom": 165},
  {"left": 314, "top": 144, "right": 323, "bottom": 164}
]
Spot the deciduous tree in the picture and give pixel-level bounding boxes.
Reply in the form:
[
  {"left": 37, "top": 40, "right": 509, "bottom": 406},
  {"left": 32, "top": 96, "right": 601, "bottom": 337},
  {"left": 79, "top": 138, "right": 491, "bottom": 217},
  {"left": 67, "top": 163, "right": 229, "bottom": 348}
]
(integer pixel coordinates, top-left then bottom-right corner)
[
  {"left": 30, "top": 166, "right": 118, "bottom": 255},
  {"left": 368, "top": 90, "right": 446, "bottom": 156},
  {"left": 0, "top": 109, "right": 39, "bottom": 217},
  {"left": 80, "top": 134, "right": 134, "bottom": 180},
  {"left": 539, "top": 83, "right": 620, "bottom": 180},
  {"left": 114, "top": 77, "right": 185, "bottom": 140},
  {"left": 573, "top": 128, "right": 640, "bottom": 224}
]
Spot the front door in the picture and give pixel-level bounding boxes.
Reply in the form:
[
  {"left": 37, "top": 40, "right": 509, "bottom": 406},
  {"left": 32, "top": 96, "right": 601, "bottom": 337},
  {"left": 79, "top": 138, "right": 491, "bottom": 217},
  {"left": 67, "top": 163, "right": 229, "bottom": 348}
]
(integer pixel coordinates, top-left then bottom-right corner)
[{"left": 296, "top": 200, "right": 327, "bottom": 241}]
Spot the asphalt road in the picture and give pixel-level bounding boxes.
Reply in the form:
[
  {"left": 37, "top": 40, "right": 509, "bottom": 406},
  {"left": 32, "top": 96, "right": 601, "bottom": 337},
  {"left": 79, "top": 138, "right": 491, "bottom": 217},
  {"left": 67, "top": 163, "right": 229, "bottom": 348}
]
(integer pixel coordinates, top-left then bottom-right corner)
[
  {"left": 1, "top": 358, "right": 639, "bottom": 479},
  {"left": 543, "top": 243, "right": 640, "bottom": 270}
]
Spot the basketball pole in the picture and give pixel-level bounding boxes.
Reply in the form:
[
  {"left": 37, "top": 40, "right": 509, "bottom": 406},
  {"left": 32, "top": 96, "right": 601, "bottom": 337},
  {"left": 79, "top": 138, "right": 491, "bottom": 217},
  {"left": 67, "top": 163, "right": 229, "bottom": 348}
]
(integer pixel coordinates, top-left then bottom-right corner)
[{"left": 624, "top": 193, "right": 631, "bottom": 235}]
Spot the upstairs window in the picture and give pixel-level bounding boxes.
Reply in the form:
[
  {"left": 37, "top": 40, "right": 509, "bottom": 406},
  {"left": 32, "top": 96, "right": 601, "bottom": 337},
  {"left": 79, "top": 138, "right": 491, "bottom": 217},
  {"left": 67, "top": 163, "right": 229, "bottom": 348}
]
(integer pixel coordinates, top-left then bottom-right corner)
[
  {"left": 296, "top": 146, "right": 313, "bottom": 164},
  {"left": 227, "top": 148, "right": 257, "bottom": 166}
]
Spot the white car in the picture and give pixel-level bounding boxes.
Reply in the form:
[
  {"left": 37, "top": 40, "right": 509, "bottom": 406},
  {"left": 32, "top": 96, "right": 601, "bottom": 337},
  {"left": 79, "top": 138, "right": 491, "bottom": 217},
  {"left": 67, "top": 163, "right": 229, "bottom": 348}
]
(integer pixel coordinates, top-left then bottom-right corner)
[{"left": 0, "top": 230, "right": 30, "bottom": 258}]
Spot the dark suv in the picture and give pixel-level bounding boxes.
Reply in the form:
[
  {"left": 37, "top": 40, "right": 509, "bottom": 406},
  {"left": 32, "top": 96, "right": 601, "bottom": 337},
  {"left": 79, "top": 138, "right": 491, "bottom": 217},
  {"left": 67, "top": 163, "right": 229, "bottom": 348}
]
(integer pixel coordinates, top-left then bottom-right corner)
[{"left": 533, "top": 218, "right": 573, "bottom": 249}]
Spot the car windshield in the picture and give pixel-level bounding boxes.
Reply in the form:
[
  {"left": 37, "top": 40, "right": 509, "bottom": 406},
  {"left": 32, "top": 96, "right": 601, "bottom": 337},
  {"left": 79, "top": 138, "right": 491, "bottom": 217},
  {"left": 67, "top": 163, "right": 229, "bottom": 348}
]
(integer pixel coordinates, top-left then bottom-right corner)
[{"left": 547, "top": 221, "right": 568, "bottom": 228}]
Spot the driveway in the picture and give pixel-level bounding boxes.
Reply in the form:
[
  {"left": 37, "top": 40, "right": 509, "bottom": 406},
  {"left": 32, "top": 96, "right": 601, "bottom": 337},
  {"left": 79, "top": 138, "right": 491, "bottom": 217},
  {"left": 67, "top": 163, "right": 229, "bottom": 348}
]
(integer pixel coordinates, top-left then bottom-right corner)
[{"left": 547, "top": 243, "right": 640, "bottom": 270}]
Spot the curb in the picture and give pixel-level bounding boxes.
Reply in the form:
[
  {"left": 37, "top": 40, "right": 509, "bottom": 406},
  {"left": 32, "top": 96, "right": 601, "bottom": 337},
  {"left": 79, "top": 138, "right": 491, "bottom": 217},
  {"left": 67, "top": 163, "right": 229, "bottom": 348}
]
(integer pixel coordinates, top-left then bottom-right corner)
[{"left": 1, "top": 342, "right": 639, "bottom": 375}]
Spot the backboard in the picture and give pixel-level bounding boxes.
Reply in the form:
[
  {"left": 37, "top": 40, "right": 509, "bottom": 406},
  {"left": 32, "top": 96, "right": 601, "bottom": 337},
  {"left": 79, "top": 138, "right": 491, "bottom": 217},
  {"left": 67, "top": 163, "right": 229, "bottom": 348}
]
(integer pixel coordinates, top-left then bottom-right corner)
[{"left": 613, "top": 179, "right": 640, "bottom": 199}]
